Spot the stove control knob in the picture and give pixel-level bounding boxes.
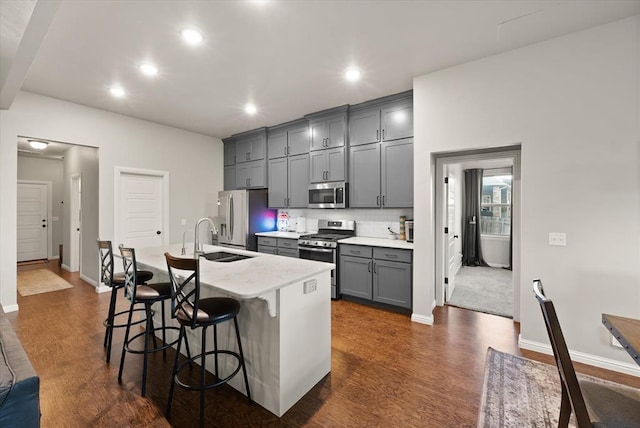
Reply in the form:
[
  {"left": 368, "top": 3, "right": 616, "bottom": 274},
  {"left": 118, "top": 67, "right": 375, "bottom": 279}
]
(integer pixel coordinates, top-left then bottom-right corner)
[{"left": 323, "top": 242, "right": 329, "bottom": 247}]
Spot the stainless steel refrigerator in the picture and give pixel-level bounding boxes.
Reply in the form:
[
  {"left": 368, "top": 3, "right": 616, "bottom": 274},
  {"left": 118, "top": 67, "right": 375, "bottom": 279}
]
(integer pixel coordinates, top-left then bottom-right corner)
[{"left": 217, "top": 189, "right": 277, "bottom": 251}]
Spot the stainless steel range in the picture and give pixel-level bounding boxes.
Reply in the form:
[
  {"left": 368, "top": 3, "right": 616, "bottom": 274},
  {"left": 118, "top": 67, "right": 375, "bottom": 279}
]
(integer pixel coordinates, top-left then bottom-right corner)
[{"left": 298, "top": 219, "right": 356, "bottom": 299}]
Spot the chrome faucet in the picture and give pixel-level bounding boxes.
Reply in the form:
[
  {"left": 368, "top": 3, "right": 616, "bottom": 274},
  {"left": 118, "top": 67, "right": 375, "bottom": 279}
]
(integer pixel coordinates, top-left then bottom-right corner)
[
  {"left": 194, "top": 217, "right": 218, "bottom": 257},
  {"left": 181, "top": 230, "right": 193, "bottom": 255}
]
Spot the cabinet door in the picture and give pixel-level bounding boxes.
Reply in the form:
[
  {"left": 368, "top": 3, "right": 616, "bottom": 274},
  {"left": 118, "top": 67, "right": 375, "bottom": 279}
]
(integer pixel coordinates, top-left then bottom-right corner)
[
  {"left": 326, "top": 115, "right": 346, "bottom": 148},
  {"left": 235, "top": 163, "right": 249, "bottom": 188},
  {"left": 349, "top": 108, "right": 380, "bottom": 146},
  {"left": 381, "top": 139, "right": 413, "bottom": 207},
  {"left": 309, "top": 120, "right": 327, "bottom": 151},
  {"left": 268, "top": 158, "right": 288, "bottom": 207},
  {"left": 381, "top": 102, "right": 413, "bottom": 141},
  {"left": 224, "top": 165, "right": 236, "bottom": 190},
  {"left": 326, "top": 147, "right": 345, "bottom": 182},
  {"left": 248, "top": 161, "right": 266, "bottom": 187},
  {"left": 339, "top": 255, "right": 373, "bottom": 299},
  {"left": 309, "top": 150, "right": 327, "bottom": 183},
  {"left": 288, "top": 124, "right": 310, "bottom": 156},
  {"left": 349, "top": 143, "right": 381, "bottom": 208},
  {"left": 258, "top": 245, "right": 278, "bottom": 255},
  {"left": 288, "top": 154, "right": 309, "bottom": 207},
  {"left": 236, "top": 134, "right": 265, "bottom": 162},
  {"left": 268, "top": 130, "right": 288, "bottom": 159},
  {"left": 224, "top": 142, "right": 236, "bottom": 166},
  {"left": 373, "top": 260, "right": 412, "bottom": 309}
]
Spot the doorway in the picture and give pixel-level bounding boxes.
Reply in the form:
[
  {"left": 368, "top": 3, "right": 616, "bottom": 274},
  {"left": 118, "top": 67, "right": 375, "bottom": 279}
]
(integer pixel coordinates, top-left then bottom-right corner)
[
  {"left": 17, "top": 181, "right": 52, "bottom": 262},
  {"left": 435, "top": 147, "right": 521, "bottom": 321}
]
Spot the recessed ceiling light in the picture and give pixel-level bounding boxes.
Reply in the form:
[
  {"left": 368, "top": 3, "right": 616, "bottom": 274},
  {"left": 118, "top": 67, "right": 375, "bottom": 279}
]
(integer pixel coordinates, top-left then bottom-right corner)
[
  {"left": 345, "top": 68, "right": 361, "bottom": 82},
  {"left": 109, "top": 87, "right": 126, "bottom": 98},
  {"left": 244, "top": 104, "right": 257, "bottom": 115},
  {"left": 139, "top": 63, "right": 158, "bottom": 76},
  {"left": 181, "top": 28, "right": 204, "bottom": 45},
  {"left": 28, "top": 140, "right": 48, "bottom": 150}
]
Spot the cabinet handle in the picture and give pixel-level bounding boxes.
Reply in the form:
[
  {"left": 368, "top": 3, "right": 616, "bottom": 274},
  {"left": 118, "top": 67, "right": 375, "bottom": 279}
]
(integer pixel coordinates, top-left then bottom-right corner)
[
  {"left": 382, "top": 195, "right": 385, "bottom": 206},
  {"left": 376, "top": 130, "right": 379, "bottom": 140},
  {"left": 287, "top": 146, "right": 290, "bottom": 155},
  {"left": 373, "top": 263, "right": 377, "bottom": 273},
  {"left": 246, "top": 152, "right": 250, "bottom": 160},
  {"left": 376, "top": 195, "right": 380, "bottom": 206},
  {"left": 326, "top": 137, "right": 330, "bottom": 147},
  {"left": 285, "top": 146, "right": 287, "bottom": 156},
  {"left": 326, "top": 170, "right": 329, "bottom": 180},
  {"left": 382, "top": 129, "right": 385, "bottom": 140},
  {"left": 368, "top": 261, "right": 371, "bottom": 272}
]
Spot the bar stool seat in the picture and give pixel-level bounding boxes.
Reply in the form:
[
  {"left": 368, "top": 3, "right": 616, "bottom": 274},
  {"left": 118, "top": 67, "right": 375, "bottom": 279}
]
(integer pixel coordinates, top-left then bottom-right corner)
[
  {"left": 98, "top": 240, "right": 155, "bottom": 363},
  {"left": 118, "top": 247, "right": 189, "bottom": 397},
  {"left": 165, "top": 253, "right": 251, "bottom": 427}
]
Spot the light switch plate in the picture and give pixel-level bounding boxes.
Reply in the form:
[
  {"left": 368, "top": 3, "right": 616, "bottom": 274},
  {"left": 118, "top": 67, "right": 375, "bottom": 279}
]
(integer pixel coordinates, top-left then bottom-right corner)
[
  {"left": 548, "top": 232, "right": 567, "bottom": 246},
  {"left": 181, "top": 218, "right": 187, "bottom": 226}
]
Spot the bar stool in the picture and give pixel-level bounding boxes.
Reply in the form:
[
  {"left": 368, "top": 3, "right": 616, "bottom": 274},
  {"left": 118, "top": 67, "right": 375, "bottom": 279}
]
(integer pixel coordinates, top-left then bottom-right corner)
[
  {"left": 117, "top": 246, "right": 188, "bottom": 397},
  {"left": 97, "top": 240, "right": 154, "bottom": 363},
  {"left": 164, "top": 253, "right": 251, "bottom": 427}
]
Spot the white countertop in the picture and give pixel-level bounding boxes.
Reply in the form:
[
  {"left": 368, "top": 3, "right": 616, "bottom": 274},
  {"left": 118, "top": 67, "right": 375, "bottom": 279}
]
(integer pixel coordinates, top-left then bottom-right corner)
[
  {"left": 255, "top": 231, "right": 308, "bottom": 239},
  {"left": 339, "top": 236, "right": 414, "bottom": 250},
  {"left": 134, "top": 243, "right": 334, "bottom": 299}
]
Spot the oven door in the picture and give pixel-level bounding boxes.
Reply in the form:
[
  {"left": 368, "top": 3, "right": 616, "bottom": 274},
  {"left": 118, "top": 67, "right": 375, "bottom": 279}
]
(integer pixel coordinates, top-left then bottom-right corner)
[{"left": 298, "top": 246, "right": 338, "bottom": 298}]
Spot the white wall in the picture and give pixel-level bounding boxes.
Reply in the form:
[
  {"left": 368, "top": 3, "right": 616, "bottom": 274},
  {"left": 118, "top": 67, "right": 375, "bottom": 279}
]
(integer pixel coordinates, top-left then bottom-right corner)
[
  {"left": 17, "top": 155, "right": 64, "bottom": 258},
  {"left": 0, "top": 91, "right": 223, "bottom": 311},
  {"left": 413, "top": 16, "right": 640, "bottom": 368}
]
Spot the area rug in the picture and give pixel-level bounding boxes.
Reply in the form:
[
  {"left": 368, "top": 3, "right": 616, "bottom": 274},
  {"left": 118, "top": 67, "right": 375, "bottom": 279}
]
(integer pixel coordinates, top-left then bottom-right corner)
[
  {"left": 478, "top": 347, "right": 639, "bottom": 427},
  {"left": 448, "top": 266, "right": 512, "bottom": 318},
  {"left": 17, "top": 269, "right": 73, "bottom": 296}
]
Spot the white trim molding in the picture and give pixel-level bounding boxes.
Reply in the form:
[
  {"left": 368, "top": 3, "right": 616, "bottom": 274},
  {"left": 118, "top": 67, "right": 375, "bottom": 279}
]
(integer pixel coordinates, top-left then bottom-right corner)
[
  {"left": 80, "top": 273, "right": 97, "bottom": 287},
  {"left": 95, "top": 285, "right": 110, "bottom": 294},
  {"left": 519, "top": 336, "right": 640, "bottom": 377},
  {"left": 2, "top": 304, "right": 19, "bottom": 313},
  {"left": 411, "top": 313, "right": 434, "bottom": 325}
]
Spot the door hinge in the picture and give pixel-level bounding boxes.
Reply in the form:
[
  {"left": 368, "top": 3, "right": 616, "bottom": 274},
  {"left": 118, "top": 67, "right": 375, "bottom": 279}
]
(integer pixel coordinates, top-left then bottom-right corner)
[
  {"left": 444, "top": 177, "right": 449, "bottom": 184},
  {"left": 444, "top": 227, "right": 449, "bottom": 234},
  {"left": 444, "top": 277, "right": 449, "bottom": 284}
]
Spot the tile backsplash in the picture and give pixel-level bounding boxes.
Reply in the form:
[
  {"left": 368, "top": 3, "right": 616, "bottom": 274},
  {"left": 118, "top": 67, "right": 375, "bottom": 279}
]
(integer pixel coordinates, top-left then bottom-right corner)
[{"left": 280, "top": 208, "right": 413, "bottom": 239}]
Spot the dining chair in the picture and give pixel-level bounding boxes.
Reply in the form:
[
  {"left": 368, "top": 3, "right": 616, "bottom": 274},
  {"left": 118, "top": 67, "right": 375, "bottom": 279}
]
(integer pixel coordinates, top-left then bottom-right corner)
[{"left": 533, "top": 279, "right": 640, "bottom": 427}]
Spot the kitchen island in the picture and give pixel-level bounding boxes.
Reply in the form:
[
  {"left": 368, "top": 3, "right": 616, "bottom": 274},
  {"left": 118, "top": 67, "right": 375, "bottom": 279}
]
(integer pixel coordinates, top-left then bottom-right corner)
[{"left": 132, "top": 243, "right": 334, "bottom": 417}]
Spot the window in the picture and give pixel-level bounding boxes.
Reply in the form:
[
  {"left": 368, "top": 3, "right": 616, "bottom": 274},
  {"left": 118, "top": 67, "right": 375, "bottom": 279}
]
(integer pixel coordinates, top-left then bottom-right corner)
[{"left": 480, "top": 174, "right": 511, "bottom": 236}]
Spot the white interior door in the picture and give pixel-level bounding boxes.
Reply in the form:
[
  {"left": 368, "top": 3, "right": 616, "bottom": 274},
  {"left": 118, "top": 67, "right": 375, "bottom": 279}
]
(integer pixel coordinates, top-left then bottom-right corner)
[
  {"left": 445, "top": 172, "right": 459, "bottom": 301},
  {"left": 17, "top": 183, "right": 48, "bottom": 262},
  {"left": 118, "top": 172, "right": 165, "bottom": 248},
  {"left": 69, "top": 174, "right": 81, "bottom": 272}
]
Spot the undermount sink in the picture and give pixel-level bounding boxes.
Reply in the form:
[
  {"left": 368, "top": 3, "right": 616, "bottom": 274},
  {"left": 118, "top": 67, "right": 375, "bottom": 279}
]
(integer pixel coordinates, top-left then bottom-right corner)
[{"left": 200, "top": 251, "right": 253, "bottom": 262}]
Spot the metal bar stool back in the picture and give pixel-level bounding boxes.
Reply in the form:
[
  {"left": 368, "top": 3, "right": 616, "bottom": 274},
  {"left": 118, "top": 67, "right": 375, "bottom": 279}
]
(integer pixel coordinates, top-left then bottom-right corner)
[
  {"left": 164, "top": 253, "right": 251, "bottom": 427},
  {"left": 117, "top": 246, "right": 187, "bottom": 397},
  {"left": 97, "top": 240, "right": 151, "bottom": 363}
]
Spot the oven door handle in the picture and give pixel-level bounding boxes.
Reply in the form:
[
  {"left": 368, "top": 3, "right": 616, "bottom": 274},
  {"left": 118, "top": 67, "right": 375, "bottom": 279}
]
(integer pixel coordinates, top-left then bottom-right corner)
[{"left": 299, "top": 246, "right": 334, "bottom": 253}]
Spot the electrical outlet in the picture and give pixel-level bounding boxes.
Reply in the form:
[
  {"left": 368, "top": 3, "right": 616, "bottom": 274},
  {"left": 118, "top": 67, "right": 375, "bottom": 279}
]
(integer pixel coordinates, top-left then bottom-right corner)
[
  {"left": 303, "top": 279, "right": 317, "bottom": 294},
  {"left": 548, "top": 232, "right": 567, "bottom": 246}
]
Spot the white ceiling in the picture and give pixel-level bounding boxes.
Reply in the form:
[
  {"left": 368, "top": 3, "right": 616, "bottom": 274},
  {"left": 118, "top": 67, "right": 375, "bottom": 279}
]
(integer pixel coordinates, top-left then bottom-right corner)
[{"left": 10, "top": 1, "right": 640, "bottom": 139}]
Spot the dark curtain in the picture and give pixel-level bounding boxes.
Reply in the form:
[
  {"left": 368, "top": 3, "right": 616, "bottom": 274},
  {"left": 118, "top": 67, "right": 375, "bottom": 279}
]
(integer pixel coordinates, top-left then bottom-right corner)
[
  {"left": 462, "top": 169, "right": 489, "bottom": 266},
  {"left": 506, "top": 168, "right": 513, "bottom": 271}
]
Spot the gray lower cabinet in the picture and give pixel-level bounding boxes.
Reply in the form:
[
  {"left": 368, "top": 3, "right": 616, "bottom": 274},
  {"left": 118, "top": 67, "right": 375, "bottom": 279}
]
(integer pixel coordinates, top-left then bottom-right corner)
[
  {"left": 236, "top": 160, "right": 266, "bottom": 189},
  {"left": 349, "top": 138, "right": 413, "bottom": 208},
  {"left": 257, "top": 237, "right": 299, "bottom": 258},
  {"left": 339, "top": 244, "right": 412, "bottom": 309},
  {"left": 310, "top": 147, "right": 345, "bottom": 183}
]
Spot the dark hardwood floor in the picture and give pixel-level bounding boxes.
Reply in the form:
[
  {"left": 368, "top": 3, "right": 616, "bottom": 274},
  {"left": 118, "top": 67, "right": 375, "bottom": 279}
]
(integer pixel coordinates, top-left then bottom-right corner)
[{"left": 9, "top": 261, "right": 639, "bottom": 427}]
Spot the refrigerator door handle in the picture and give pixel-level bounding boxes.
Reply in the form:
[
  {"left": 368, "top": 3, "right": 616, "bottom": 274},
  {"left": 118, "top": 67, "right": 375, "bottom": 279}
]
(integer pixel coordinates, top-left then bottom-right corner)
[{"left": 229, "top": 194, "right": 234, "bottom": 240}]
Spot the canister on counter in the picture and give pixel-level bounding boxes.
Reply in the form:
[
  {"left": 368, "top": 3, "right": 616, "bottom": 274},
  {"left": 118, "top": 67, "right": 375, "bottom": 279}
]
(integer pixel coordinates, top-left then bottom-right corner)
[{"left": 399, "top": 216, "right": 406, "bottom": 240}]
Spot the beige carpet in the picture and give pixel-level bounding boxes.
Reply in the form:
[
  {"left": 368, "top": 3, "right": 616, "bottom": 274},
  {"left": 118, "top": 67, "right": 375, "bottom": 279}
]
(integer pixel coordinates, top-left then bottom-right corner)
[
  {"left": 478, "top": 347, "right": 640, "bottom": 427},
  {"left": 17, "top": 269, "right": 74, "bottom": 296}
]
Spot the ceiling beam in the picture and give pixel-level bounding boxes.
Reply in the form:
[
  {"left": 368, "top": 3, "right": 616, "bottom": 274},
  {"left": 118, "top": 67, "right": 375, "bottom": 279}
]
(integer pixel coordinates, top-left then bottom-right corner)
[{"left": 0, "top": 0, "right": 61, "bottom": 110}]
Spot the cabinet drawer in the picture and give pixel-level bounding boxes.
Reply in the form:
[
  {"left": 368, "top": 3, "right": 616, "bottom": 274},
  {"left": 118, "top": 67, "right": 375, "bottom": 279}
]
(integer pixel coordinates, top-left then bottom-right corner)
[
  {"left": 257, "top": 236, "right": 277, "bottom": 247},
  {"left": 340, "top": 244, "right": 372, "bottom": 258},
  {"left": 278, "top": 238, "right": 298, "bottom": 249},
  {"left": 373, "top": 247, "right": 411, "bottom": 263},
  {"left": 258, "top": 245, "right": 278, "bottom": 255},
  {"left": 277, "top": 247, "right": 299, "bottom": 258}
]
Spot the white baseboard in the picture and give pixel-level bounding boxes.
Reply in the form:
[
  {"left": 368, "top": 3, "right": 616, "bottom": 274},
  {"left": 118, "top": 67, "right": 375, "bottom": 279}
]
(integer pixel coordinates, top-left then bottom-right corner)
[
  {"left": 2, "top": 304, "right": 19, "bottom": 313},
  {"left": 411, "top": 313, "right": 434, "bottom": 325},
  {"left": 519, "top": 336, "right": 640, "bottom": 377},
  {"left": 61, "top": 264, "right": 71, "bottom": 272},
  {"left": 95, "top": 285, "right": 110, "bottom": 294},
  {"left": 48, "top": 256, "right": 60, "bottom": 261},
  {"left": 80, "top": 274, "right": 97, "bottom": 287}
]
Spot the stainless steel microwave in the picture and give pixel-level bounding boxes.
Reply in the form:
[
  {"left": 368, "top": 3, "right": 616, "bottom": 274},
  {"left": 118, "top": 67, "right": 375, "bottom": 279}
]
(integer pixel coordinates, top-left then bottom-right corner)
[{"left": 308, "top": 182, "right": 348, "bottom": 209}]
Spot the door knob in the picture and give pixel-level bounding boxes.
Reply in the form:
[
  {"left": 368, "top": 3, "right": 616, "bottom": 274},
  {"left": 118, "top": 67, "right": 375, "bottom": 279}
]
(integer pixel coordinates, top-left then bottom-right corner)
[
  {"left": 76, "top": 228, "right": 80, "bottom": 231},
  {"left": 156, "top": 231, "right": 162, "bottom": 235},
  {"left": 42, "top": 225, "right": 46, "bottom": 228},
  {"left": 453, "top": 235, "right": 459, "bottom": 238}
]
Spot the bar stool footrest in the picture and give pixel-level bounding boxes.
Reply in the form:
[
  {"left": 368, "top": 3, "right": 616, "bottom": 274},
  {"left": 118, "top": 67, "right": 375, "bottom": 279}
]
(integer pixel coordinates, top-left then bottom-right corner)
[
  {"left": 103, "top": 307, "right": 149, "bottom": 329},
  {"left": 124, "top": 326, "right": 181, "bottom": 355},
  {"left": 174, "top": 349, "right": 243, "bottom": 391}
]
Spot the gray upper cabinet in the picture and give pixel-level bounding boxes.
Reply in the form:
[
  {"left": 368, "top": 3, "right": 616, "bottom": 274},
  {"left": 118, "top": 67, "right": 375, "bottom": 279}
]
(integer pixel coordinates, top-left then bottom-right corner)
[
  {"left": 309, "top": 112, "right": 347, "bottom": 151},
  {"left": 267, "top": 130, "right": 288, "bottom": 160},
  {"left": 349, "top": 94, "right": 413, "bottom": 147},
  {"left": 236, "top": 159, "right": 266, "bottom": 188},
  {"left": 288, "top": 154, "right": 309, "bottom": 207},
  {"left": 349, "top": 108, "right": 381, "bottom": 147},
  {"left": 350, "top": 138, "right": 413, "bottom": 208},
  {"left": 310, "top": 147, "right": 345, "bottom": 183},
  {"left": 287, "top": 124, "right": 310, "bottom": 156},
  {"left": 224, "top": 140, "right": 236, "bottom": 166},
  {"left": 268, "top": 157, "right": 288, "bottom": 207},
  {"left": 223, "top": 138, "right": 237, "bottom": 190},
  {"left": 236, "top": 131, "right": 266, "bottom": 163},
  {"left": 224, "top": 165, "right": 236, "bottom": 190},
  {"left": 349, "top": 143, "right": 381, "bottom": 207},
  {"left": 381, "top": 138, "right": 413, "bottom": 207}
]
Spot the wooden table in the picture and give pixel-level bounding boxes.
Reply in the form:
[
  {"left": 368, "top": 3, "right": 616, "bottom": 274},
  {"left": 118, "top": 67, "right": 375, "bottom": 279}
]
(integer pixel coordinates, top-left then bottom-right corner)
[{"left": 602, "top": 313, "right": 640, "bottom": 366}]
